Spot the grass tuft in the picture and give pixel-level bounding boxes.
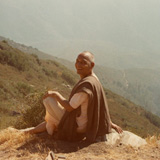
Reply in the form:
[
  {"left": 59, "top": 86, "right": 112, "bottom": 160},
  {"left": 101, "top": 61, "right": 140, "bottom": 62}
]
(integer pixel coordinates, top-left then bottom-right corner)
[
  {"left": 15, "top": 92, "right": 45, "bottom": 129},
  {"left": 0, "top": 127, "right": 32, "bottom": 149}
]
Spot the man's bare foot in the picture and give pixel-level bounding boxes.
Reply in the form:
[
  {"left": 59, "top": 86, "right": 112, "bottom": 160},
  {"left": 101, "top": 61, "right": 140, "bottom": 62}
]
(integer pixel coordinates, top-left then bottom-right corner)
[{"left": 20, "top": 127, "right": 35, "bottom": 134}]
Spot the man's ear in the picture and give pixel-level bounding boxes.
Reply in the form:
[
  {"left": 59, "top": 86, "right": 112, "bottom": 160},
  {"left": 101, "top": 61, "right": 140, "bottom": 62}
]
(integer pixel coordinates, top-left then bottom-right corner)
[{"left": 91, "top": 62, "right": 95, "bottom": 68}]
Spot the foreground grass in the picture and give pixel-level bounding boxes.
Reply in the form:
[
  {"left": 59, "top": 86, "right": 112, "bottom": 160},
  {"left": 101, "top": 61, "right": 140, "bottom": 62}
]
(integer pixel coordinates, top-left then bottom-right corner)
[{"left": 0, "top": 127, "right": 160, "bottom": 160}]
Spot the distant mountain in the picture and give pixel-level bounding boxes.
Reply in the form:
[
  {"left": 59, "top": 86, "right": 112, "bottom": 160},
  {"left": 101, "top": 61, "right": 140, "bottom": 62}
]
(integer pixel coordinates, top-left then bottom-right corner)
[
  {"left": 0, "top": 36, "right": 57, "bottom": 60},
  {"left": 0, "top": 40, "right": 160, "bottom": 137},
  {"left": 96, "top": 67, "right": 160, "bottom": 116},
  {"left": 0, "top": 0, "right": 160, "bottom": 69},
  {"left": 50, "top": 55, "right": 160, "bottom": 117}
]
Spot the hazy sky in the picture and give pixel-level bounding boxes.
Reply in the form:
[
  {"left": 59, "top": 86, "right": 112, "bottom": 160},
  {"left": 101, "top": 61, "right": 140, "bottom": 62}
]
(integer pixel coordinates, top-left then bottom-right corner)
[{"left": 0, "top": 0, "right": 160, "bottom": 68}]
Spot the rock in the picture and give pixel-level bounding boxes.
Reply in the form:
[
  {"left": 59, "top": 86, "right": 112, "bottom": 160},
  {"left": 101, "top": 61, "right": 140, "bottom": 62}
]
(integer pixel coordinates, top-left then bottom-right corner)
[
  {"left": 105, "top": 129, "right": 147, "bottom": 147},
  {"left": 105, "top": 129, "right": 121, "bottom": 145},
  {"left": 120, "top": 131, "right": 147, "bottom": 147}
]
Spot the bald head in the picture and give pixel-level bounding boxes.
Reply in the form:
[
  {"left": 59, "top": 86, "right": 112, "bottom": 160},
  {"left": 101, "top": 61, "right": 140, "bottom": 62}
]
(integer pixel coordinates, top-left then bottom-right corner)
[
  {"left": 78, "top": 51, "right": 95, "bottom": 64},
  {"left": 75, "top": 51, "right": 95, "bottom": 78}
]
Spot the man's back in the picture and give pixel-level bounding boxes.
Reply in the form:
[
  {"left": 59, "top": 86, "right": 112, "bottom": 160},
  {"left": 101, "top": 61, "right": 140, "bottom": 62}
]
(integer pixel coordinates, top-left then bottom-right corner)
[{"left": 58, "top": 75, "right": 111, "bottom": 142}]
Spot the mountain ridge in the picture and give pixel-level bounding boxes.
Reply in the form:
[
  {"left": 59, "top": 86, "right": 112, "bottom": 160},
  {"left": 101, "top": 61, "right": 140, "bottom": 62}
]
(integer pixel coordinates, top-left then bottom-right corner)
[
  {"left": 0, "top": 40, "right": 160, "bottom": 138},
  {"left": 1, "top": 0, "right": 160, "bottom": 69},
  {"left": 1, "top": 36, "right": 160, "bottom": 117}
]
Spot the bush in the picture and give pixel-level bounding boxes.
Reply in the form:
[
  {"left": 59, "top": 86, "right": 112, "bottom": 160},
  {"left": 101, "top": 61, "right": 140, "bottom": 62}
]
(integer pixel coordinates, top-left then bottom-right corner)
[
  {"left": 145, "top": 111, "right": 160, "bottom": 128},
  {"left": 25, "top": 72, "right": 34, "bottom": 81},
  {"left": 16, "top": 82, "right": 34, "bottom": 96},
  {"left": 47, "top": 60, "right": 60, "bottom": 67},
  {"left": 31, "top": 54, "right": 41, "bottom": 65},
  {"left": 2, "top": 40, "right": 7, "bottom": 43},
  {"left": 42, "top": 67, "right": 58, "bottom": 78},
  {"left": 61, "top": 71, "right": 76, "bottom": 85},
  {"left": 0, "top": 49, "right": 30, "bottom": 71},
  {"left": 0, "top": 81, "right": 12, "bottom": 100},
  {"left": 15, "top": 92, "right": 45, "bottom": 129}
]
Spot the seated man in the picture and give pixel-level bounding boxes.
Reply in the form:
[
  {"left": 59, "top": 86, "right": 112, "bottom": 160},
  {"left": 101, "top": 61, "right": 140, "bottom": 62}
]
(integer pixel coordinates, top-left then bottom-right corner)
[{"left": 25, "top": 51, "right": 122, "bottom": 142}]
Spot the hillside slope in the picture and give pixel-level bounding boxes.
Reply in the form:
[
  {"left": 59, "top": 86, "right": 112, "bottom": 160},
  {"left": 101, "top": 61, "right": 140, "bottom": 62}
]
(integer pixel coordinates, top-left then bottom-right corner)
[
  {"left": 0, "top": 40, "right": 160, "bottom": 138},
  {"left": 0, "top": 40, "right": 78, "bottom": 129},
  {"left": 51, "top": 57, "right": 160, "bottom": 117},
  {"left": 95, "top": 66, "right": 160, "bottom": 117},
  {"left": 1, "top": 36, "right": 160, "bottom": 117}
]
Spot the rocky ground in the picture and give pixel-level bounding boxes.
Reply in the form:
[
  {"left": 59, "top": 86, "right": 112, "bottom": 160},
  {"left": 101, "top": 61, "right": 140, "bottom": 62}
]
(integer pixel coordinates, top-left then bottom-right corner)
[{"left": 0, "top": 127, "right": 160, "bottom": 160}]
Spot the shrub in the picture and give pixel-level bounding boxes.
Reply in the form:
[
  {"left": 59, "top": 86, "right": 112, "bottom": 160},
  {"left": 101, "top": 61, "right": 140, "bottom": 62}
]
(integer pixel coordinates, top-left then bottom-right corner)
[
  {"left": 2, "top": 40, "right": 7, "bottom": 43},
  {"left": 31, "top": 54, "right": 41, "bottom": 65},
  {"left": 16, "top": 82, "right": 34, "bottom": 96},
  {"left": 25, "top": 72, "right": 34, "bottom": 81},
  {"left": 42, "top": 67, "right": 58, "bottom": 78},
  {"left": 42, "top": 67, "right": 52, "bottom": 77},
  {"left": 0, "top": 49, "right": 30, "bottom": 71},
  {"left": 61, "top": 71, "right": 76, "bottom": 85},
  {"left": 47, "top": 60, "right": 60, "bottom": 67},
  {"left": 15, "top": 92, "right": 45, "bottom": 129},
  {"left": 145, "top": 111, "right": 160, "bottom": 128}
]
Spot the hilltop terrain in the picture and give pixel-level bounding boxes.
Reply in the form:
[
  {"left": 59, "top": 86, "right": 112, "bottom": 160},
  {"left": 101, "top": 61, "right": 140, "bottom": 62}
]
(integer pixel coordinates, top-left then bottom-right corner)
[
  {"left": 0, "top": 40, "right": 160, "bottom": 137},
  {"left": 0, "top": 127, "right": 160, "bottom": 160},
  {"left": 1, "top": 36, "right": 160, "bottom": 117},
  {"left": 0, "top": 40, "right": 78, "bottom": 130},
  {"left": 0, "top": 40, "right": 160, "bottom": 160}
]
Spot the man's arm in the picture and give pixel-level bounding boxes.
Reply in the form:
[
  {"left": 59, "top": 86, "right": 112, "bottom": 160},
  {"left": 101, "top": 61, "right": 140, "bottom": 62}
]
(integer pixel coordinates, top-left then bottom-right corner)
[
  {"left": 43, "top": 91, "right": 74, "bottom": 112},
  {"left": 111, "top": 121, "right": 123, "bottom": 134}
]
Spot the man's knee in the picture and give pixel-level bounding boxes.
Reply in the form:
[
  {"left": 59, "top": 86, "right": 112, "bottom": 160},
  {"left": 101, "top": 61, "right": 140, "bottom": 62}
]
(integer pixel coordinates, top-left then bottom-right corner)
[
  {"left": 43, "top": 97, "right": 57, "bottom": 107},
  {"left": 43, "top": 97, "right": 51, "bottom": 106}
]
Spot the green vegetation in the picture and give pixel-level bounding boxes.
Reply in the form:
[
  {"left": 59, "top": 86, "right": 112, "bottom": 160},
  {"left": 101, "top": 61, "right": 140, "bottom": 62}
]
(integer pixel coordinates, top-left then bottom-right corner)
[
  {"left": 61, "top": 70, "right": 76, "bottom": 85},
  {"left": 0, "top": 40, "right": 160, "bottom": 138},
  {"left": 144, "top": 111, "right": 160, "bottom": 128},
  {"left": 0, "top": 40, "right": 78, "bottom": 130},
  {"left": 0, "top": 43, "right": 30, "bottom": 71},
  {"left": 16, "top": 92, "right": 45, "bottom": 129}
]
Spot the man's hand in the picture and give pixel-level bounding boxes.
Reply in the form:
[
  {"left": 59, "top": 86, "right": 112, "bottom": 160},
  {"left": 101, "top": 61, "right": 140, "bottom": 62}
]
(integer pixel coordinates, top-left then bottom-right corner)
[
  {"left": 43, "top": 90, "right": 60, "bottom": 99},
  {"left": 111, "top": 122, "right": 123, "bottom": 134},
  {"left": 43, "top": 90, "right": 74, "bottom": 112}
]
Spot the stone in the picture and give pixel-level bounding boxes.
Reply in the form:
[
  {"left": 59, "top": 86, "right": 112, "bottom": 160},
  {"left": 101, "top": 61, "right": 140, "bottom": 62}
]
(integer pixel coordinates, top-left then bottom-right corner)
[{"left": 105, "top": 129, "right": 147, "bottom": 147}]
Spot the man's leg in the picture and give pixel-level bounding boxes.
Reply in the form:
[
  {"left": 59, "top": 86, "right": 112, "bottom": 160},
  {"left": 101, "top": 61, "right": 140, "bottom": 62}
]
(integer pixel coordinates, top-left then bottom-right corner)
[
  {"left": 22, "top": 97, "right": 65, "bottom": 135},
  {"left": 23, "top": 121, "right": 47, "bottom": 134},
  {"left": 43, "top": 97, "right": 65, "bottom": 135}
]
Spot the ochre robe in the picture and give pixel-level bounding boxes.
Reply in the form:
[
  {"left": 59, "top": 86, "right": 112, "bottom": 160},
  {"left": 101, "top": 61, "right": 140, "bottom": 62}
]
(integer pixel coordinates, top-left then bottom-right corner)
[{"left": 58, "top": 75, "right": 111, "bottom": 142}]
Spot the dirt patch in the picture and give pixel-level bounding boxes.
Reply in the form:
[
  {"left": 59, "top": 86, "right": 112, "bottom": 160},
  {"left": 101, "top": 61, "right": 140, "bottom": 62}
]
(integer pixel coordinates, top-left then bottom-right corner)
[{"left": 0, "top": 128, "right": 160, "bottom": 160}]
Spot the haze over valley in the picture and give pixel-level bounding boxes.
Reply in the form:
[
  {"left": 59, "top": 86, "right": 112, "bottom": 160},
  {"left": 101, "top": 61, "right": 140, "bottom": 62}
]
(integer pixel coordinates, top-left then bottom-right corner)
[
  {"left": 0, "top": 0, "right": 160, "bottom": 116},
  {"left": 1, "top": 2, "right": 160, "bottom": 159},
  {"left": 0, "top": 0, "right": 160, "bottom": 69}
]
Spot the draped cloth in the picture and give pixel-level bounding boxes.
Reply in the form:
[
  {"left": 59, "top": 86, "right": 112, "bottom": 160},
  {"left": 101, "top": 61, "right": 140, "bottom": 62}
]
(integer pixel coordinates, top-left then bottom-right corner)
[
  {"left": 58, "top": 75, "right": 112, "bottom": 142},
  {"left": 43, "top": 97, "right": 65, "bottom": 135}
]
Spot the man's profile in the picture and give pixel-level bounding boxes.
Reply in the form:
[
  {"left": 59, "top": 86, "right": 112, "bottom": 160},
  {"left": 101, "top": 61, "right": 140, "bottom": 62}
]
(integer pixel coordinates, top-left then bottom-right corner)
[{"left": 23, "top": 51, "right": 122, "bottom": 142}]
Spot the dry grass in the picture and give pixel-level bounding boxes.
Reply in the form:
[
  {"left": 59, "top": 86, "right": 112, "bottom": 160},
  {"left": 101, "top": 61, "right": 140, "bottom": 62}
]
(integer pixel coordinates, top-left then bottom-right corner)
[
  {"left": 146, "top": 135, "right": 160, "bottom": 146},
  {"left": 0, "top": 127, "right": 32, "bottom": 149},
  {"left": 0, "top": 127, "right": 160, "bottom": 160}
]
